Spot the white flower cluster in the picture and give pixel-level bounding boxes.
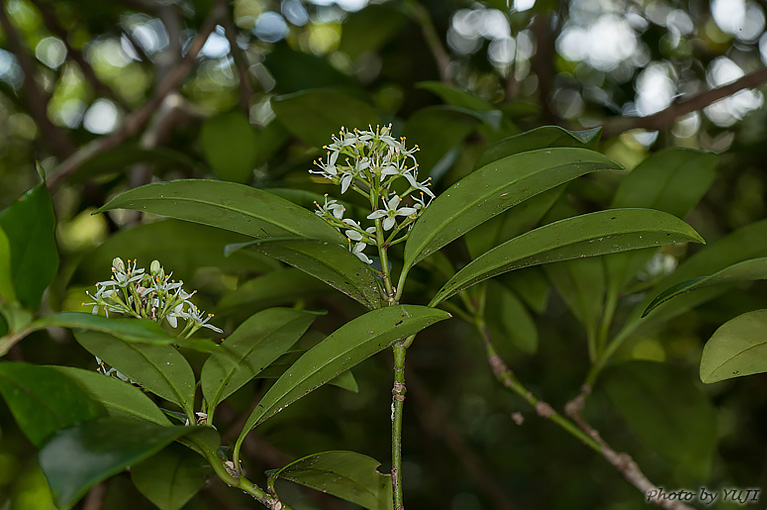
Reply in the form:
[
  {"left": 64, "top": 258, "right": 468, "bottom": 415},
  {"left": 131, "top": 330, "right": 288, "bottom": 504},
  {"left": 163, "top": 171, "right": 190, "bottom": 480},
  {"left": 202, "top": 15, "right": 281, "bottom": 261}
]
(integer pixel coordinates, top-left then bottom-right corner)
[
  {"left": 83, "top": 257, "right": 223, "bottom": 336},
  {"left": 310, "top": 125, "right": 434, "bottom": 265}
]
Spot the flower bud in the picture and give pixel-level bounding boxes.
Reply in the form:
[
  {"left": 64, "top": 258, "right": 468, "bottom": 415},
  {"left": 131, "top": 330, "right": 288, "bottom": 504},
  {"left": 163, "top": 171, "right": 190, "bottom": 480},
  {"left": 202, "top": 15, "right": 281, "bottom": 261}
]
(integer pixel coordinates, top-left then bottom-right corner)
[
  {"left": 112, "top": 257, "right": 125, "bottom": 272},
  {"left": 150, "top": 259, "right": 162, "bottom": 277}
]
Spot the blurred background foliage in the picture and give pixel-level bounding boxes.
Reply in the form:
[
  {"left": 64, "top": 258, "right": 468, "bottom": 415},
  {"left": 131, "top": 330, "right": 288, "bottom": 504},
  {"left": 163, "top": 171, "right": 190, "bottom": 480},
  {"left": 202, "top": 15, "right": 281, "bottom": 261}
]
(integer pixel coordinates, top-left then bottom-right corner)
[{"left": 1, "top": 0, "right": 767, "bottom": 509}]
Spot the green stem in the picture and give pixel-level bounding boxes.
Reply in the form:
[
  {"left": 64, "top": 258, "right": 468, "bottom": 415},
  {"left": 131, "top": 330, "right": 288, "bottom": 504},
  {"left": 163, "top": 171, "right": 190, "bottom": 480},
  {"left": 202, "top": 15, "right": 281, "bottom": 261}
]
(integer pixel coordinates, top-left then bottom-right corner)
[
  {"left": 473, "top": 317, "right": 602, "bottom": 454},
  {"left": 597, "top": 286, "right": 619, "bottom": 354},
  {"left": 391, "top": 341, "right": 407, "bottom": 510},
  {"left": 374, "top": 218, "right": 395, "bottom": 301},
  {"left": 204, "top": 448, "right": 293, "bottom": 510}
]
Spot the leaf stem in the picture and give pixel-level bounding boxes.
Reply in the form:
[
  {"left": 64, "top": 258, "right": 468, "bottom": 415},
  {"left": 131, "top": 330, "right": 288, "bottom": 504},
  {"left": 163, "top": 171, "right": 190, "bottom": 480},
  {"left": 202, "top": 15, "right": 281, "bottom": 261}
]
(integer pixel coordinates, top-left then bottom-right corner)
[{"left": 391, "top": 341, "right": 407, "bottom": 510}]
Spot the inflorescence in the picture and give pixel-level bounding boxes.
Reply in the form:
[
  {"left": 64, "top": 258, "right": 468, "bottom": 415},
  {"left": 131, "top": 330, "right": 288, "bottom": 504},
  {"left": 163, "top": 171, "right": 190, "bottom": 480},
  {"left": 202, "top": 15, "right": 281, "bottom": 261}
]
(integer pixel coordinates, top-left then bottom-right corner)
[
  {"left": 310, "top": 125, "right": 434, "bottom": 265},
  {"left": 83, "top": 257, "right": 223, "bottom": 337}
]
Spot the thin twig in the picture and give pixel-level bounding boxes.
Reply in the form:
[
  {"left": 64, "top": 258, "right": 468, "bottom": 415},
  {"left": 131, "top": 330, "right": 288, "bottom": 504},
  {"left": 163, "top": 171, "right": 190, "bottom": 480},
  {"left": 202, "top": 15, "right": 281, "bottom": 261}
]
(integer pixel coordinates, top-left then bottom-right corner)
[
  {"left": 221, "top": 16, "right": 254, "bottom": 113},
  {"left": 475, "top": 320, "right": 697, "bottom": 510},
  {"left": 603, "top": 66, "right": 767, "bottom": 137},
  {"left": 391, "top": 342, "right": 407, "bottom": 510},
  {"left": 0, "top": 1, "right": 75, "bottom": 158},
  {"left": 405, "top": 0, "right": 451, "bottom": 84},
  {"left": 564, "top": 393, "right": 695, "bottom": 510},
  {"left": 530, "top": 12, "right": 557, "bottom": 122},
  {"left": 31, "top": 0, "right": 128, "bottom": 109},
  {"left": 82, "top": 481, "right": 108, "bottom": 510},
  {"left": 46, "top": 0, "right": 226, "bottom": 192},
  {"left": 408, "top": 372, "right": 516, "bottom": 510}
]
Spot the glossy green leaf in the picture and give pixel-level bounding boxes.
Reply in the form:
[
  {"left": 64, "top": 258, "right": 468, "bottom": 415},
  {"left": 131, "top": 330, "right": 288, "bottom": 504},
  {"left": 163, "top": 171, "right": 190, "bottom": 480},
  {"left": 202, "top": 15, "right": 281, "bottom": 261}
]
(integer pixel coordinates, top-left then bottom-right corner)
[
  {"left": 402, "top": 105, "right": 484, "bottom": 175},
  {"left": 0, "top": 226, "right": 15, "bottom": 303},
  {"left": 202, "top": 308, "right": 317, "bottom": 410},
  {"left": 51, "top": 366, "right": 170, "bottom": 426},
  {"left": 75, "top": 219, "right": 278, "bottom": 286},
  {"left": 601, "top": 361, "right": 717, "bottom": 479},
  {"left": 39, "top": 417, "right": 194, "bottom": 509},
  {"left": 616, "top": 219, "right": 767, "bottom": 343},
  {"left": 699, "top": 309, "right": 767, "bottom": 383},
  {"left": 96, "top": 180, "right": 344, "bottom": 244},
  {"left": 644, "top": 258, "right": 767, "bottom": 317},
  {"left": 485, "top": 281, "right": 537, "bottom": 354},
  {"left": 33, "top": 312, "right": 175, "bottom": 344},
  {"left": 605, "top": 148, "right": 717, "bottom": 292},
  {"left": 226, "top": 238, "right": 385, "bottom": 309},
  {"left": 75, "top": 331, "right": 196, "bottom": 416},
  {"left": 430, "top": 209, "right": 704, "bottom": 306},
  {"left": 269, "top": 451, "right": 392, "bottom": 510},
  {"left": 236, "top": 305, "right": 450, "bottom": 444},
  {"left": 465, "top": 185, "right": 564, "bottom": 259},
  {"left": 218, "top": 268, "right": 330, "bottom": 313},
  {"left": 330, "top": 370, "right": 359, "bottom": 392},
  {"left": 405, "top": 147, "right": 621, "bottom": 270},
  {"left": 131, "top": 443, "right": 210, "bottom": 510},
  {"left": 0, "top": 362, "right": 103, "bottom": 447},
  {"left": 0, "top": 183, "right": 59, "bottom": 310},
  {"left": 271, "top": 89, "right": 380, "bottom": 147},
  {"left": 200, "top": 112, "right": 258, "bottom": 183},
  {"left": 475, "top": 125, "right": 602, "bottom": 168}
]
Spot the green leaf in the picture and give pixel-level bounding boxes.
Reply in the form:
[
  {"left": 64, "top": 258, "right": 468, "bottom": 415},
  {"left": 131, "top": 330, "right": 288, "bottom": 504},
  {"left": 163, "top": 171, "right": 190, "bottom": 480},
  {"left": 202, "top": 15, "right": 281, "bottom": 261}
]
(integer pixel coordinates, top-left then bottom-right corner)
[
  {"left": 499, "top": 267, "right": 550, "bottom": 314},
  {"left": 271, "top": 89, "right": 380, "bottom": 147},
  {"left": 402, "top": 105, "right": 484, "bottom": 175},
  {"left": 75, "top": 219, "right": 278, "bottom": 285},
  {"left": 0, "top": 183, "right": 59, "bottom": 311},
  {"left": 96, "top": 180, "right": 344, "bottom": 244},
  {"left": 269, "top": 451, "right": 392, "bottom": 510},
  {"left": 330, "top": 370, "right": 359, "bottom": 393},
  {"left": 543, "top": 257, "right": 604, "bottom": 342},
  {"left": 75, "top": 331, "right": 196, "bottom": 417},
  {"left": 200, "top": 112, "right": 258, "bottom": 183},
  {"left": 600, "top": 361, "right": 717, "bottom": 479},
  {"left": 430, "top": 209, "right": 705, "bottom": 306},
  {"left": 50, "top": 366, "right": 170, "bottom": 426},
  {"left": 644, "top": 258, "right": 767, "bottom": 317},
  {"left": 417, "top": 81, "right": 496, "bottom": 111},
  {"left": 699, "top": 309, "right": 767, "bottom": 383},
  {"left": 236, "top": 305, "right": 450, "bottom": 443},
  {"left": 131, "top": 443, "right": 210, "bottom": 510},
  {"left": 226, "top": 238, "right": 384, "bottom": 309},
  {"left": 338, "top": 3, "right": 408, "bottom": 59},
  {"left": 0, "top": 362, "right": 103, "bottom": 447},
  {"left": 39, "top": 417, "right": 195, "bottom": 509},
  {"left": 202, "top": 308, "right": 317, "bottom": 411},
  {"left": 605, "top": 148, "right": 717, "bottom": 292},
  {"left": 33, "top": 312, "right": 175, "bottom": 344},
  {"left": 616, "top": 219, "right": 767, "bottom": 343},
  {"left": 218, "top": 268, "right": 330, "bottom": 313},
  {"left": 405, "top": 147, "right": 621, "bottom": 270},
  {"left": 0, "top": 226, "right": 16, "bottom": 303},
  {"left": 264, "top": 43, "right": 356, "bottom": 94},
  {"left": 475, "top": 125, "right": 603, "bottom": 168},
  {"left": 485, "top": 281, "right": 537, "bottom": 354}
]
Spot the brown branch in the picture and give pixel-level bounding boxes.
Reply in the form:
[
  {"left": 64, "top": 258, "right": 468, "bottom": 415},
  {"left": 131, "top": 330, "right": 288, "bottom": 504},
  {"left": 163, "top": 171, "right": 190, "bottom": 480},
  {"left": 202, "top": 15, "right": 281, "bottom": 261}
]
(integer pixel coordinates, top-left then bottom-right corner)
[
  {"left": 530, "top": 12, "right": 557, "bottom": 122},
  {"left": 221, "top": 16, "right": 254, "bottom": 113},
  {"left": 46, "top": 0, "right": 226, "bottom": 192},
  {"left": 408, "top": 372, "right": 516, "bottom": 510},
  {"left": 406, "top": 0, "right": 451, "bottom": 84},
  {"left": 476, "top": 321, "right": 697, "bottom": 510},
  {"left": 0, "top": 1, "right": 75, "bottom": 158},
  {"left": 564, "top": 393, "right": 694, "bottom": 510},
  {"left": 31, "top": 0, "right": 128, "bottom": 109},
  {"left": 82, "top": 481, "right": 108, "bottom": 510},
  {"left": 603, "top": 66, "right": 767, "bottom": 137}
]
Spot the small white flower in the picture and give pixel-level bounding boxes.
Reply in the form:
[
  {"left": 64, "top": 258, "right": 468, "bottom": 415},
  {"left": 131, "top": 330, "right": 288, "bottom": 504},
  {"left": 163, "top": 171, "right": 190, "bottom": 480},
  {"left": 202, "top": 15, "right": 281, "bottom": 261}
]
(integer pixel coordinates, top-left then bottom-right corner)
[
  {"left": 404, "top": 172, "right": 435, "bottom": 198},
  {"left": 315, "top": 195, "right": 345, "bottom": 219},
  {"left": 367, "top": 195, "right": 417, "bottom": 231},
  {"left": 351, "top": 242, "right": 373, "bottom": 264}
]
